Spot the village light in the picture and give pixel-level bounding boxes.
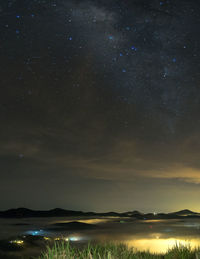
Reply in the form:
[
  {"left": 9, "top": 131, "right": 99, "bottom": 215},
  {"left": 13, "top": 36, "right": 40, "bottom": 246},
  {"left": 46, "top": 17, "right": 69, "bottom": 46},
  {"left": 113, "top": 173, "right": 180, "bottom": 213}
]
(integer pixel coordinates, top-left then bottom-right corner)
[{"left": 10, "top": 240, "right": 24, "bottom": 245}]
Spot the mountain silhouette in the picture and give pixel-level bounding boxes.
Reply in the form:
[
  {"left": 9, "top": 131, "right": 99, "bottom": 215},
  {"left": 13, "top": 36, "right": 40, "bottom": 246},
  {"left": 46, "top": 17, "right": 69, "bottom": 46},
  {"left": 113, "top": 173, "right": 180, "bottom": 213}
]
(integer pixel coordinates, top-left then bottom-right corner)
[{"left": 0, "top": 208, "right": 199, "bottom": 219}]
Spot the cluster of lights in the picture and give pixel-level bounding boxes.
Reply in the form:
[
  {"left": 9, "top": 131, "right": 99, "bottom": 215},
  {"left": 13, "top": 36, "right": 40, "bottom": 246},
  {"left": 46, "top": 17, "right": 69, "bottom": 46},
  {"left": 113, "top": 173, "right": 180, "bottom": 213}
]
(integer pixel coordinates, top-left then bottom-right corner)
[
  {"left": 53, "top": 236, "right": 82, "bottom": 242},
  {"left": 9, "top": 240, "right": 24, "bottom": 245},
  {"left": 9, "top": 234, "right": 83, "bottom": 247}
]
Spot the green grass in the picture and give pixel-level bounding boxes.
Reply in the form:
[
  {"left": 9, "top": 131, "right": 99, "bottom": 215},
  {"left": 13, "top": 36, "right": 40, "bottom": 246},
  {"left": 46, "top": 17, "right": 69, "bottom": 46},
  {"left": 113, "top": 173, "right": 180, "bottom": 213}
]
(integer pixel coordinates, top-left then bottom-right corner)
[{"left": 38, "top": 241, "right": 200, "bottom": 259}]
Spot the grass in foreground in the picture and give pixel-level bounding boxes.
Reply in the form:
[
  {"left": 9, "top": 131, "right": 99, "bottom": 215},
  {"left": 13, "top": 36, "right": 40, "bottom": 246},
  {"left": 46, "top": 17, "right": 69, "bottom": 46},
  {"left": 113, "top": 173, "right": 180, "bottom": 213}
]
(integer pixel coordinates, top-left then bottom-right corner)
[{"left": 38, "top": 241, "right": 200, "bottom": 259}]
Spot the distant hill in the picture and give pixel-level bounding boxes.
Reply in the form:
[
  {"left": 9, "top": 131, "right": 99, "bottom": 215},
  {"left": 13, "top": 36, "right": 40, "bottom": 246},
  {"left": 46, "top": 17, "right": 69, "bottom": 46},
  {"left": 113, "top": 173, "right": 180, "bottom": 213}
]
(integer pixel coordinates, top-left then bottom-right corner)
[
  {"left": 0, "top": 207, "right": 127, "bottom": 218},
  {"left": 0, "top": 207, "right": 200, "bottom": 219},
  {"left": 0, "top": 207, "right": 94, "bottom": 218},
  {"left": 47, "top": 221, "right": 99, "bottom": 231},
  {"left": 169, "top": 209, "right": 199, "bottom": 216}
]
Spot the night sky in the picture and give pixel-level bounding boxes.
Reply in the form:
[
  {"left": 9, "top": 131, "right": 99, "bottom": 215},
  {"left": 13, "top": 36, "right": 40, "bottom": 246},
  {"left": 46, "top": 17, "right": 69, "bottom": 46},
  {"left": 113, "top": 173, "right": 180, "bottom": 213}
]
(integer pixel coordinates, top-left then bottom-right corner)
[{"left": 1, "top": 0, "right": 200, "bottom": 212}]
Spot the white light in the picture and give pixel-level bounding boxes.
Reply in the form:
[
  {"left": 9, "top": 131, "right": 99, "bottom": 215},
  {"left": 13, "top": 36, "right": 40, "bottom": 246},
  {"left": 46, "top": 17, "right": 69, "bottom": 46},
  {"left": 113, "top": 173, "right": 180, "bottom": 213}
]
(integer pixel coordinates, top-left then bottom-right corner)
[{"left": 69, "top": 237, "right": 79, "bottom": 241}]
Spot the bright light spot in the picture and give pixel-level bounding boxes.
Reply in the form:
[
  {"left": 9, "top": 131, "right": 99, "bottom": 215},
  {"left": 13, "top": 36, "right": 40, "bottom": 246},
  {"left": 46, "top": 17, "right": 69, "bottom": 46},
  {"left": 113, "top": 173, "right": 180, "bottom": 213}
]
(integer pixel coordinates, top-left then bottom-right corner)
[
  {"left": 131, "top": 46, "right": 137, "bottom": 51},
  {"left": 68, "top": 235, "right": 89, "bottom": 242},
  {"left": 53, "top": 236, "right": 85, "bottom": 242},
  {"left": 10, "top": 240, "right": 24, "bottom": 245},
  {"left": 69, "top": 237, "right": 79, "bottom": 241},
  {"left": 44, "top": 237, "right": 50, "bottom": 241}
]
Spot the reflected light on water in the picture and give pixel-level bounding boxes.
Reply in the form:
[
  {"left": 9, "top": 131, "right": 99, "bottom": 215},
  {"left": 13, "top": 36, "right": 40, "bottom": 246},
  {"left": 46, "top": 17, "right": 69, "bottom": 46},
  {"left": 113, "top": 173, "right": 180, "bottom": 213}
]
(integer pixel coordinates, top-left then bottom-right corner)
[{"left": 125, "top": 238, "right": 200, "bottom": 253}]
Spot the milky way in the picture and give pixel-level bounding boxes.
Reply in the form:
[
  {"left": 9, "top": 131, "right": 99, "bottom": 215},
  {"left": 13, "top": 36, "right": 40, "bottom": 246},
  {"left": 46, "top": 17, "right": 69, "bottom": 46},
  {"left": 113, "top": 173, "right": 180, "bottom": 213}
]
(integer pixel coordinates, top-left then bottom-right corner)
[{"left": 0, "top": 0, "right": 200, "bottom": 212}]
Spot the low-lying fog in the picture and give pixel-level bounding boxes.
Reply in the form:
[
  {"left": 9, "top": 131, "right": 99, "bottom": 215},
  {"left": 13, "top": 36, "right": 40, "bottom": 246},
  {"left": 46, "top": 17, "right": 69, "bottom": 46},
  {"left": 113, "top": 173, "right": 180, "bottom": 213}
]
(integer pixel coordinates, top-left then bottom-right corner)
[{"left": 1, "top": 217, "right": 200, "bottom": 258}]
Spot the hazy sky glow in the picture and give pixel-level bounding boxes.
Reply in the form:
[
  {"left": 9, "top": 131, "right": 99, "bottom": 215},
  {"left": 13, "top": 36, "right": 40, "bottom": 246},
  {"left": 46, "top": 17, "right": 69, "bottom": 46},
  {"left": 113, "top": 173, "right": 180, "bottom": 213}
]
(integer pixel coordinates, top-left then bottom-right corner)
[{"left": 0, "top": 0, "right": 200, "bottom": 212}]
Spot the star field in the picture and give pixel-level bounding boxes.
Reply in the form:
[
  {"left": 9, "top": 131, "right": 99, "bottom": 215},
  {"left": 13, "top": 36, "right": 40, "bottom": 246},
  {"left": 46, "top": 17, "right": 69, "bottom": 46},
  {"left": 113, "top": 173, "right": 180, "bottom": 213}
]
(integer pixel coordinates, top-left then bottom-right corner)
[{"left": 0, "top": 0, "right": 200, "bottom": 212}]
